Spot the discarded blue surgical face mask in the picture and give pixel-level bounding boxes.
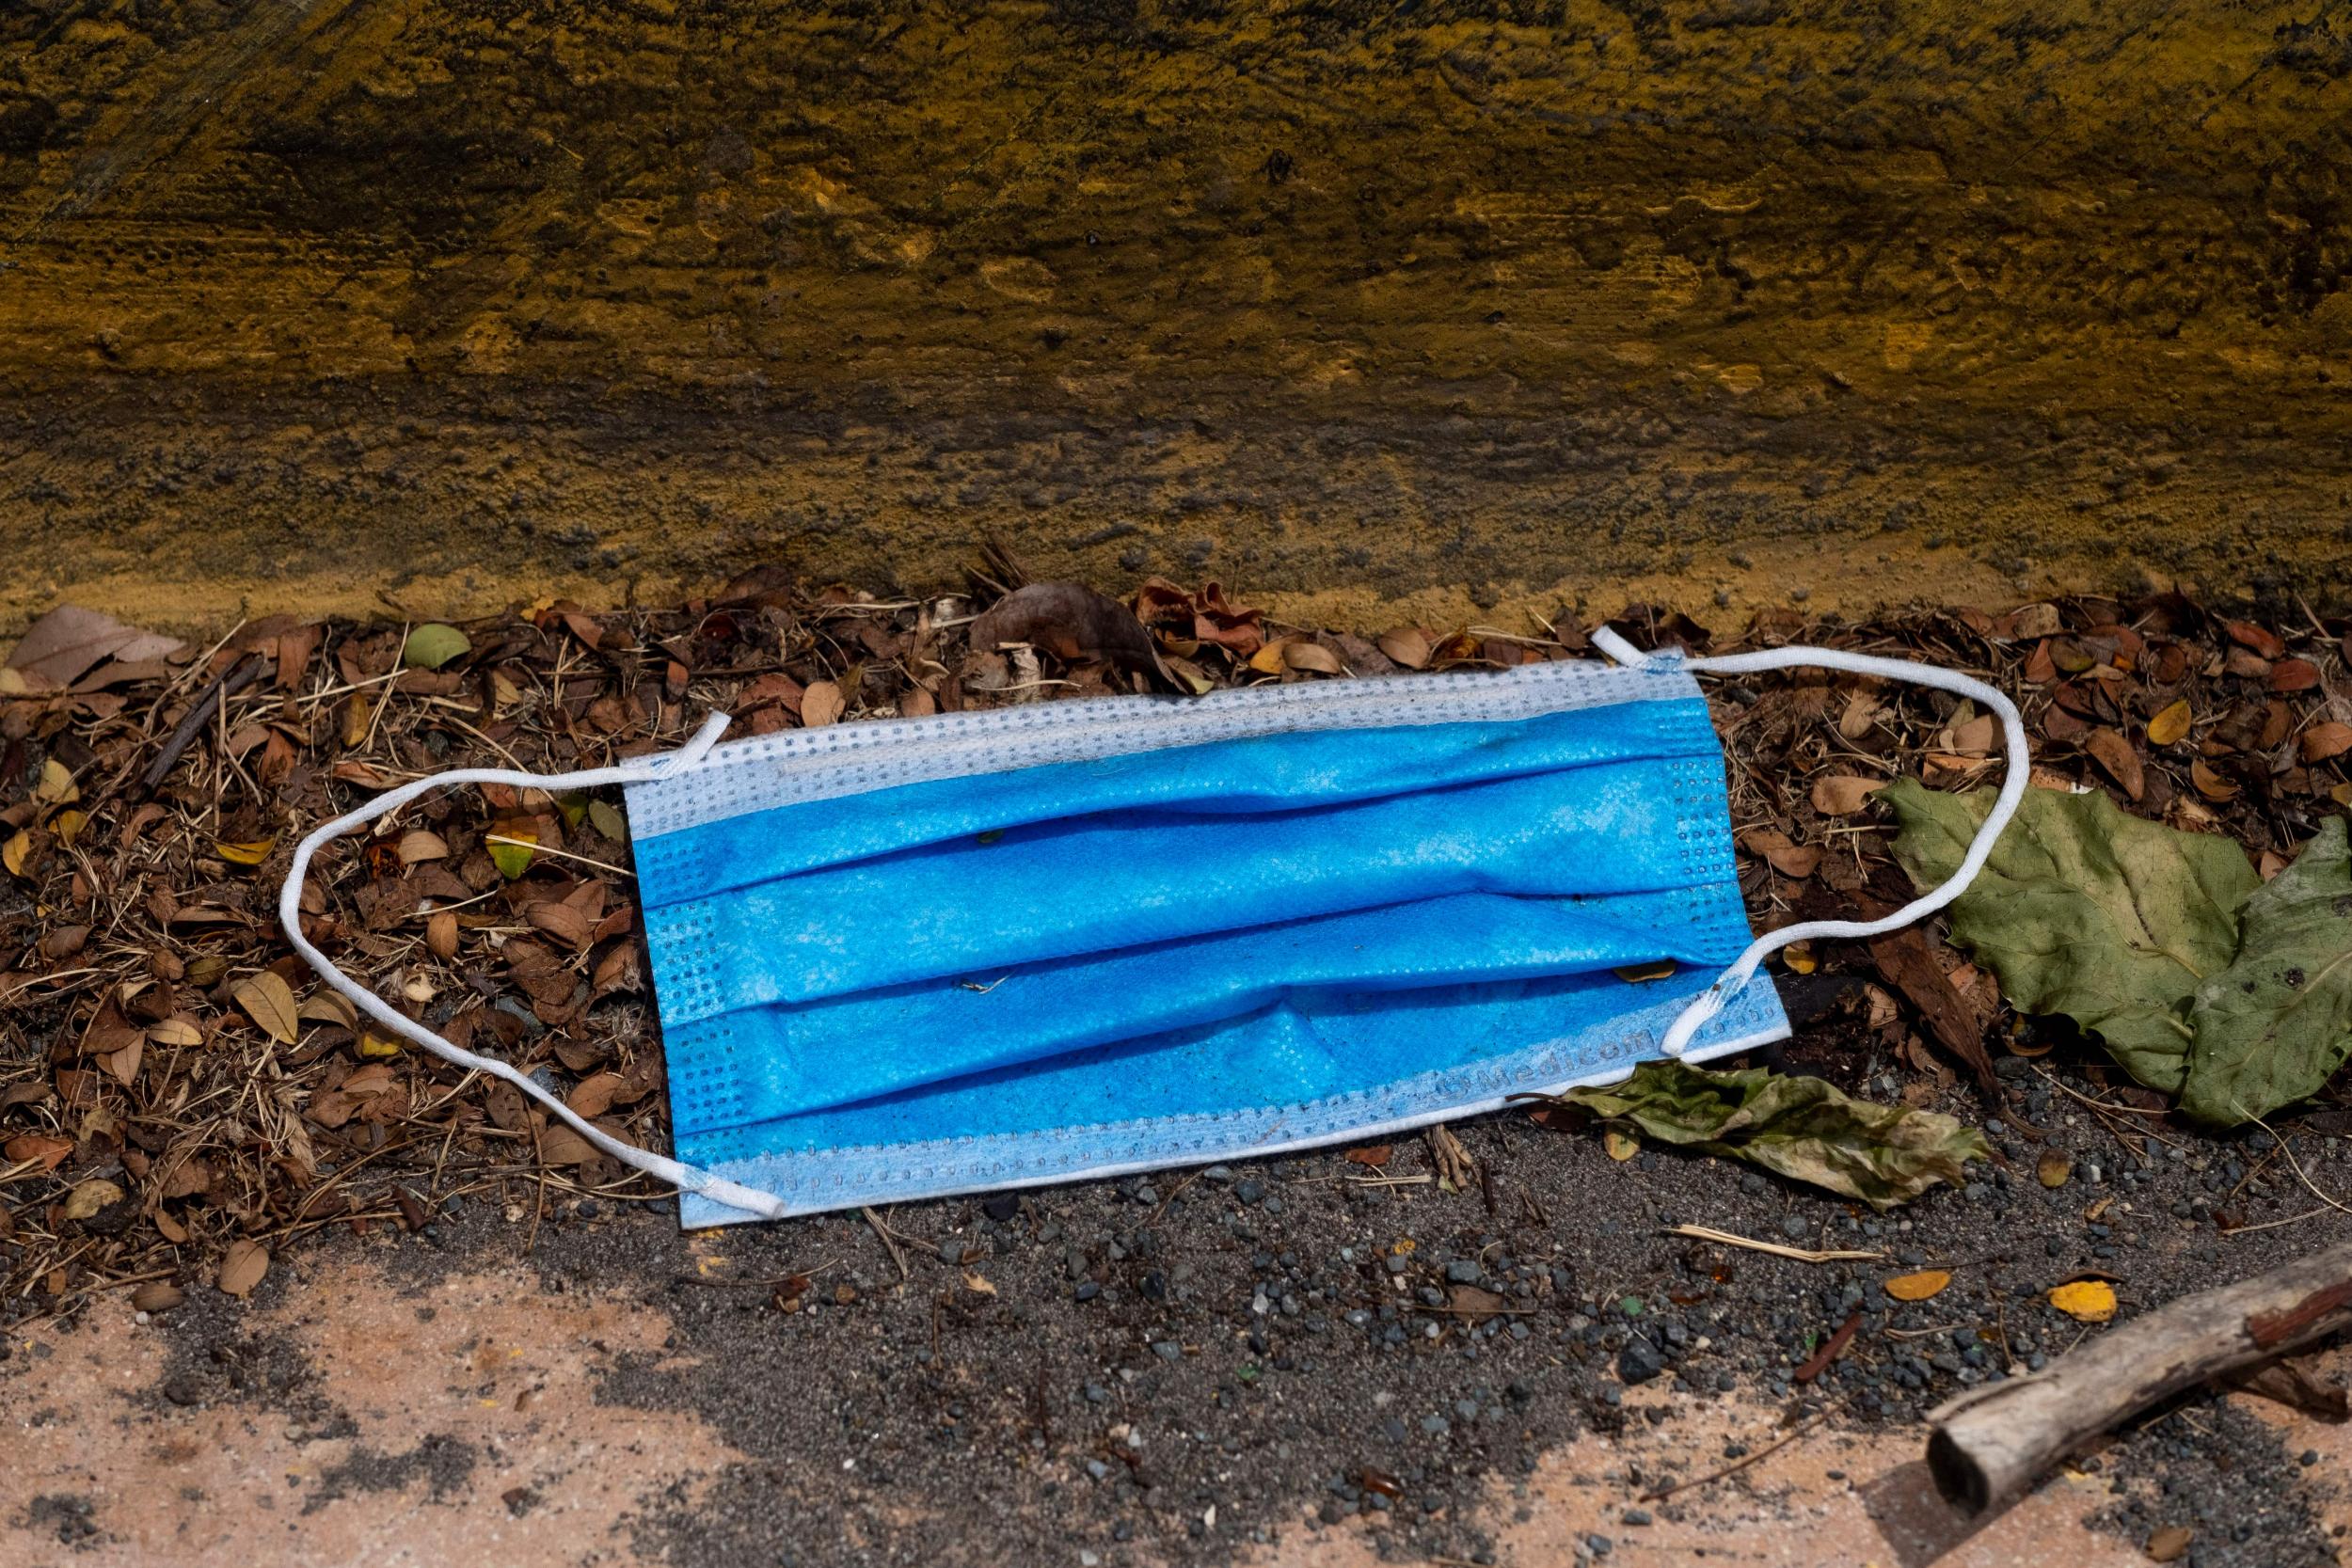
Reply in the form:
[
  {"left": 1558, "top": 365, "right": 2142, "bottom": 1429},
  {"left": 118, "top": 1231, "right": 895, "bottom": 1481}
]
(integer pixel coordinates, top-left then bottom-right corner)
[{"left": 282, "top": 633, "right": 2026, "bottom": 1227}]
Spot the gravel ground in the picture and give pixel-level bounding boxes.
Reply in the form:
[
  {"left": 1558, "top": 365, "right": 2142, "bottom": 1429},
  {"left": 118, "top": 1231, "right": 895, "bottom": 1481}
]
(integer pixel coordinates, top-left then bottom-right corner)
[{"left": 99, "top": 1028, "right": 2334, "bottom": 1568}]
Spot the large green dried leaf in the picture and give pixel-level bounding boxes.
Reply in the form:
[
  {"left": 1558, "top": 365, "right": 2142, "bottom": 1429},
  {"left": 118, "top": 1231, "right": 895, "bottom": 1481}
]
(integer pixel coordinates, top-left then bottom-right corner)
[
  {"left": 2181, "top": 816, "right": 2352, "bottom": 1125},
  {"left": 1882, "top": 780, "right": 2259, "bottom": 1092},
  {"left": 1563, "top": 1060, "right": 1988, "bottom": 1210},
  {"left": 403, "top": 623, "right": 471, "bottom": 671}
]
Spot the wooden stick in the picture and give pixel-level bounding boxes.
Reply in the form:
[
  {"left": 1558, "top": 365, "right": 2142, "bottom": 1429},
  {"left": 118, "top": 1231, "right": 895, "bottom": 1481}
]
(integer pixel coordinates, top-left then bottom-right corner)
[
  {"left": 136, "top": 652, "right": 267, "bottom": 799},
  {"left": 1926, "top": 1239, "right": 2352, "bottom": 1515}
]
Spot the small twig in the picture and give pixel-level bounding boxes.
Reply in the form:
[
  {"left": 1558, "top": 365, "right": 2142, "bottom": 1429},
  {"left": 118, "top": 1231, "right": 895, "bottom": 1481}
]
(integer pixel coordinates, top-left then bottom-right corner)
[
  {"left": 137, "top": 653, "right": 268, "bottom": 799},
  {"left": 1642, "top": 1406, "right": 1837, "bottom": 1501},
  {"left": 863, "top": 1204, "right": 910, "bottom": 1281},
  {"left": 1666, "top": 1224, "right": 1885, "bottom": 1264}
]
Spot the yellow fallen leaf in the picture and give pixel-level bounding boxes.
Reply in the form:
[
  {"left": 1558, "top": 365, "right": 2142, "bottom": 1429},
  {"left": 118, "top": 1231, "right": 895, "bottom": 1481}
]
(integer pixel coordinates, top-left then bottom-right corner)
[
  {"left": 51, "top": 809, "right": 87, "bottom": 848},
  {"left": 357, "top": 1029, "right": 403, "bottom": 1059},
  {"left": 1780, "top": 941, "right": 1819, "bottom": 974},
  {"left": 2037, "top": 1150, "right": 2074, "bottom": 1188},
  {"left": 215, "top": 837, "right": 278, "bottom": 866},
  {"left": 486, "top": 826, "right": 538, "bottom": 880},
  {"left": 1601, "top": 1129, "right": 1640, "bottom": 1162},
  {"left": 962, "top": 1269, "right": 998, "bottom": 1297},
  {"left": 64, "top": 1178, "right": 124, "bottom": 1221},
  {"left": 2048, "top": 1278, "right": 2117, "bottom": 1323},
  {"left": 2, "top": 829, "right": 32, "bottom": 879},
  {"left": 1613, "top": 959, "right": 1678, "bottom": 983},
  {"left": 1248, "top": 642, "right": 1287, "bottom": 674},
  {"left": 231, "top": 970, "right": 301, "bottom": 1044},
  {"left": 34, "top": 757, "right": 78, "bottom": 806},
  {"left": 1883, "top": 1269, "right": 1951, "bottom": 1302},
  {"left": 2146, "top": 698, "right": 2193, "bottom": 747}
]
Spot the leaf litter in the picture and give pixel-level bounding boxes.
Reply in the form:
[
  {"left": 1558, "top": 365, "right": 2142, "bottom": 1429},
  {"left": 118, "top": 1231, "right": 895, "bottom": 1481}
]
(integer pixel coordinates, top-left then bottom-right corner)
[{"left": 0, "top": 578, "right": 2345, "bottom": 1384}]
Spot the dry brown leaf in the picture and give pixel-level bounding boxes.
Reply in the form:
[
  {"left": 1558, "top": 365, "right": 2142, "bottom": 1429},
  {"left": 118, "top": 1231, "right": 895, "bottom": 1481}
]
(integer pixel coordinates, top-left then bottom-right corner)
[
  {"left": 397, "top": 829, "right": 450, "bottom": 863},
  {"left": 216, "top": 1239, "right": 270, "bottom": 1298},
  {"left": 4, "top": 1132, "right": 72, "bottom": 1171},
  {"left": 1883, "top": 1269, "right": 1951, "bottom": 1302},
  {"left": 2085, "top": 727, "right": 2145, "bottom": 800},
  {"left": 970, "top": 582, "right": 1164, "bottom": 675},
  {"left": 1739, "top": 826, "right": 1824, "bottom": 879},
  {"left": 2269, "top": 657, "right": 2321, "bottom": 694},
  {"left": 2190, "top": 758, "right": 2239, "bottom": 802},
  {"left": 537, "top": 1125, "right": 598, "bottom": 1165},
  {"left": 1281, "top": 641, "right": 1346, "bottom": 675},
  {"left": 802, "top": 679, "right": 845, "bottom": 728},
  {"left": 426, "top": 910, "right": 459, "bottom": 960},
  {"left": 1811, "top": 775, "right": 1885, "bottom": 816},
  {"left": 567, "top": 1070, "right": 624, "bottom": 1118},
  {"left": 1376, "top": 628, "right": 1432, "bottom": 670},
  {"left": 2146, "top": 1524, "right": 2193, "bottom": 1563},
  {"left": 146, "top": 1017, "right": 204, "bottom": 1048},
  {"left": 1946, "top": 714, "right": 1995, "bottom": 756},
  {"left": 5, "top": 603, "right": 183, "bottom": 684},
  {"left": 525, "top": 897, "right": 594, "bottom": 950},
  {"left": 2300, "top": 721, "right": 2352, "bottom": 764},
  {"left": 232, "top": 971, "right": 300, "bottom": 1044}
]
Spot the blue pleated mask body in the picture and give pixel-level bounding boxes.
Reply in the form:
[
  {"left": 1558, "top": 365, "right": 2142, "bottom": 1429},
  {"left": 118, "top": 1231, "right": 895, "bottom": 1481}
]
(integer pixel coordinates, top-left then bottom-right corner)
[{"left": 625, "top": 657, "right": 1790, "bottom": 1226}]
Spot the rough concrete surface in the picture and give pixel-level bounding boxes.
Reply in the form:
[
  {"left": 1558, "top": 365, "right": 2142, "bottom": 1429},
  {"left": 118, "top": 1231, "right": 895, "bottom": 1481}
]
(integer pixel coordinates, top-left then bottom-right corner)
[
  {"left": 8, "top": 1109, "right": 2348, "bottom": 1568},
  {"left": 6, "top": 2, "right": 2352, "bottom": 634}
]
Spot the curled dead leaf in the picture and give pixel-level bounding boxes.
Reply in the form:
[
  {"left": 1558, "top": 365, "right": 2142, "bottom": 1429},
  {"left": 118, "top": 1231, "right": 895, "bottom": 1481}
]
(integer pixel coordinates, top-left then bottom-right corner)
[
  {"left": 1376, "top": 628, "right": 1432, "bottom": 670},
  {"left": 2049, "top": 1277, "right": 2118, "bottom": 1323},
  {"left": 215, "top": 837, "right": 277, "bottom": 867},
  {"left": 969, "top": 582, "right": 1163, "bottom": 678},
  {"left": 801, "top": 679, "right": 845, "bottom": 728},
  {"left": 2085, "top": 728, "right": 2145, "bottom": 800},
  {"left": 2190, "top": 759, "right": 2239, "bottom": 802},
  {"left": 1280, "top": 641, "right": 1346, "bottom": 675},
  {"left": 1883, "top": 1269, "right": 1950, "bottom": 1303},
  {"left": 1811, "top": 775, "right": 1884, "bottom": 816}
]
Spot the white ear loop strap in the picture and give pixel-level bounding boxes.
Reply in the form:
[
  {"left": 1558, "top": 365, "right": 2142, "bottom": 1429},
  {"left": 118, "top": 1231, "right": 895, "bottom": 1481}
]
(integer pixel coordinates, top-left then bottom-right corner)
[
  {"left": 277, "top": 711, "right": 789, "bottom": 1221},
  {"left": 1589, "top": 626, "right": 2030, "bottom": 1057}
]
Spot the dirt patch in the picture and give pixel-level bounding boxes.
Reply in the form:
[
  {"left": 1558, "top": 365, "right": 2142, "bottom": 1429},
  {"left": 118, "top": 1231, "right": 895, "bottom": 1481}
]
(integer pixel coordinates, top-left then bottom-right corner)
[{"left": 0, "top": 1252, "right": 746, "bottom": 1566}]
